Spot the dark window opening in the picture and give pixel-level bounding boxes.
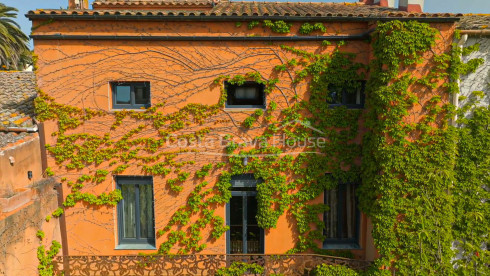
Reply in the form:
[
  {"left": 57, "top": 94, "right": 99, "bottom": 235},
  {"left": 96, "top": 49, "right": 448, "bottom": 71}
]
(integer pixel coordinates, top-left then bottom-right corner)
[
  {"left": 112, "top": 82, "right": 150, "bottom": 109},
  {"left": 225, "top": 81, "right": 266, "bottom": 108},
  {"left": 116, "top": 176, "right": 155, "bottom": 247},
  {"left": 326, "top": 81, "right": 366, "bottom": 109},
  {"left": 323, "top": 179, "right": 360, "bottom": 249}
]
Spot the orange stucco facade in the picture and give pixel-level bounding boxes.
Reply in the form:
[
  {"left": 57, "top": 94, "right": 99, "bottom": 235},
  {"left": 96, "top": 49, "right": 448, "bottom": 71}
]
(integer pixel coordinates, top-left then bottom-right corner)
[{"left": 30, "top": 5, "right": 456, "bottom": 262}]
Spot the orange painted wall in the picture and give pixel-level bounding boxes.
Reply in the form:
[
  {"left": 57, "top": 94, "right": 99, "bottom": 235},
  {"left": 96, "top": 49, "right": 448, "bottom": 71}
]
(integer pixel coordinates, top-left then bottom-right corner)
[
  {"left": 31, "top": 18, "right": 455, "bottom": 259},
  {"left": 0, "top": 135, "right": 44, "bottom": 193},
  {"left": 0, "top": 135, "right": 60, "bottom": 275}
]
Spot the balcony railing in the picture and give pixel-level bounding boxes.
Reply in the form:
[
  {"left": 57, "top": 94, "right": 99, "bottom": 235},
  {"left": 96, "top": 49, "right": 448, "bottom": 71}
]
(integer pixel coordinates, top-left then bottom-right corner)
[{"left": 54, "top": 254, "right": 371, "bottom": 275}]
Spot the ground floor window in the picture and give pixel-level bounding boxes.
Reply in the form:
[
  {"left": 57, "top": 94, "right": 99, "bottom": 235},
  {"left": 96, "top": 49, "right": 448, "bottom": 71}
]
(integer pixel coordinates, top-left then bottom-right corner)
[
  {"left": 116, "top": 176, "right": 155, "bottom": 249},
  {"left": 323, "top": 180, "right": 360, "bottom": 249}
]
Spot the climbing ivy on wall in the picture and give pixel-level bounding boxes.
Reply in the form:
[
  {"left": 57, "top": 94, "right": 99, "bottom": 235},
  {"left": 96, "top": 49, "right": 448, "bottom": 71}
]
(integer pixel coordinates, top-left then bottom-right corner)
[
  {"left": 359, "top": 21, "right": 457, "bottom": 274},
  {"left": 33, "top": 19, "right": 488, "bottom": 275},
  {"left": 299, "top": 23, "right": 327, "bottom": 35},
  {"left": 245, "top": 20, "right": 292, "bottom": 33},
  {"left": 34, "top": 36, "right": 365, "bottom": 260},
  {"left": 453, "top": 94, "right": 489, "bottom": 273},
  {"left": 36, "top": 230, "right": 61, "bottom": 276},
  {"left": 359, "top": 21, "right": 487, "bottom": 275}
]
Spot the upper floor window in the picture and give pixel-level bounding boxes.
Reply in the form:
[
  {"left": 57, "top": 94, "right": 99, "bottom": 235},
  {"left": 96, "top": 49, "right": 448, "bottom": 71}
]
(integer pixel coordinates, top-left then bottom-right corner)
[
  {"left": 327, "top": 81, "right": 366, "bottom": 109},
  {"left": 225, "top": 81, "right": 266, "bottom": 109},
  {"left": 116, "top": 176, "right": 155, "bottom": 249},
  {"left": 112, "top": 82, "right": 150, "bottom": 109},
  {"left": 323, "top": 179, "right": 360, "bottom": 249}
]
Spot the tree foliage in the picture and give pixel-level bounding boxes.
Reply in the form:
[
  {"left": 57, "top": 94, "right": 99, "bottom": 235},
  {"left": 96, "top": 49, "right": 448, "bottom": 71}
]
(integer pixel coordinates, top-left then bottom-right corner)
[{"left": 0, "top": 3, "right": 30, "bottom": 70}]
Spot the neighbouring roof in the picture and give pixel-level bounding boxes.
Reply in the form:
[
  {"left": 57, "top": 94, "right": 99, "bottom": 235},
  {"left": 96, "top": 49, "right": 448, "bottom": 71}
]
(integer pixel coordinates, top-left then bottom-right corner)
[
  {"left": 0, "top": 71, "right": 37, "bottom": 149},
  {"left": 458, "top": 15, "right": 490, "bottom": 30},
  {"left": 27, "top": 2, "right": 462, "bottom": 21}
]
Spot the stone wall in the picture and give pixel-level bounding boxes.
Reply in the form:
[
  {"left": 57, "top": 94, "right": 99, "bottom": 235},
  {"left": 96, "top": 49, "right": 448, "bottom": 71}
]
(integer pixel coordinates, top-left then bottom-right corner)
[{"left": 460, "top": 36, "right": 490, "bottom": 110}]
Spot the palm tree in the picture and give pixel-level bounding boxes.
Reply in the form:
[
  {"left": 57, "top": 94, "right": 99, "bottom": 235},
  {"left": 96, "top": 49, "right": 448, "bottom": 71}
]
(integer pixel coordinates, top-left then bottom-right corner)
[{"left": 0, "top": 3, "right": 30, "bottom": 70}]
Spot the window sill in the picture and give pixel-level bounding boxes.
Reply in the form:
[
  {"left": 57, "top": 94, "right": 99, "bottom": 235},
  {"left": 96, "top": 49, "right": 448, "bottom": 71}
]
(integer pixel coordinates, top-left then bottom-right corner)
[
  {"left": 224, "top": 107, "right": 266, "bottom": 112},
  {"left": 115, "top": 244, "right": 156, "bottom": 250},
  {"left": 327, "top": 104, "right": 365, "bottom": 110},
  {"left": 108, "top": 108, "right": 149, "bottom": 113},
  {"left": 322, "top": 243, "right": 360, "bottom": 250}
]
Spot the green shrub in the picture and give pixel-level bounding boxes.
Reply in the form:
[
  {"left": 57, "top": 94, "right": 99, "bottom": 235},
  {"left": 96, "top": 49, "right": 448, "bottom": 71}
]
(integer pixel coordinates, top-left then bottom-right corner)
[
  {"left": 215, "top": 261, "right": 264, "bottom": 276},
  {"left": 312, "top": 264, "right": 358, "bottom": 276}
]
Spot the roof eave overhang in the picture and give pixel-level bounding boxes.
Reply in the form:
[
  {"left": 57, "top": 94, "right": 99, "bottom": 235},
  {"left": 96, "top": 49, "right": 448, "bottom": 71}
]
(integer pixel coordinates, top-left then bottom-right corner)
[
  {"left": 29, "top": 33, "right": 373, "bottom": 41},
  {"left": 459, "top": 29, "right": 490, "bottom": 35}
]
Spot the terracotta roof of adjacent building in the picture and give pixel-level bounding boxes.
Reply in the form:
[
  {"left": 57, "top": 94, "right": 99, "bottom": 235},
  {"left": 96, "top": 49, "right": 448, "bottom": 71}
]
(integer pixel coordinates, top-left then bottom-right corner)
[
  {"left": 458, "top": 15, "right": 490, "bottom": 30},
  {"left": 28, "top": 2, "right": 462, "bottom": 20},
  {"left": 0, "top": 71, "right": 37, "bottom": 149}
]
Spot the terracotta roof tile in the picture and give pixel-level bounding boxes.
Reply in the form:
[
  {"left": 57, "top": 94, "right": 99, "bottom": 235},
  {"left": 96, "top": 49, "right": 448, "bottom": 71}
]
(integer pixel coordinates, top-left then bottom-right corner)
[
  {"left": 458, "top": 15, "right": 490, "bottom": 30},
  {"left": 28, "top": 2, "right": 463, "bottom": 20},
  {"left": 0, "top": 71, "right": 37, "bottom": 149},
  {"left": 93, "top": 0, "right": 219, "bottom": 5}
]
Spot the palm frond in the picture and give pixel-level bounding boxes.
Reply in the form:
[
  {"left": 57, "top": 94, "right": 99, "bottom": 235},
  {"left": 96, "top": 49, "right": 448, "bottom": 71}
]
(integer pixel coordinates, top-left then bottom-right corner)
[{"left": 0, "top": 3, "right": 30, "bottom": 70}]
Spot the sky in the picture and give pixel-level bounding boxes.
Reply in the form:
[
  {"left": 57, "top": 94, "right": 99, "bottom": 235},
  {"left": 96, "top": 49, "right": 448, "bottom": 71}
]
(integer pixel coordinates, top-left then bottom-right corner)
[{"left": 2, "top": 0, "right": 490, "bottom": 44}]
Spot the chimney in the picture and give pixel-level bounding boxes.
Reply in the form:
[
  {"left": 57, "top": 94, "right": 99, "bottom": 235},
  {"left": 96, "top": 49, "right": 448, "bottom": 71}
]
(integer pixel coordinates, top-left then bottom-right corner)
[
  {"left": 359, "top": 0, "right": 395, "bottom": 7},
  {"left": 399, "top": 0, "right": 424, "bottom": 12},
  {"left": 374, "top": 0, "right": 395, "bottom": 7},
  {"left": 68, "top": 0, "right": 89, "bottom": 9}
]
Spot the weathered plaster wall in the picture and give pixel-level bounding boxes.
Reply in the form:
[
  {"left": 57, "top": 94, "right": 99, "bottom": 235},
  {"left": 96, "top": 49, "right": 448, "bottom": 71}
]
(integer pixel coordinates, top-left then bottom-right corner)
[
  {"left": 460, "top": 36, "right": 490, "bottom": 109},
  {"left": 0, "top": 136, "right": 43, "bottom": 194},
  {"left": 31, "top": 19, "right": 455, "bottom": 259},
  {"left": 0, "top": 71, "right": 58, "bottom": 275},
  {"left": 0, "top": 178, "right": 60, "bottom": 276}
]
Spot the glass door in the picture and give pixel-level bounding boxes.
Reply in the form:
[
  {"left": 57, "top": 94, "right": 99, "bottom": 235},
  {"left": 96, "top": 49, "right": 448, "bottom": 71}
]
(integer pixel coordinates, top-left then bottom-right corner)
[{"left": 227, "top": 191, "right": 264, "bottom": 254}]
